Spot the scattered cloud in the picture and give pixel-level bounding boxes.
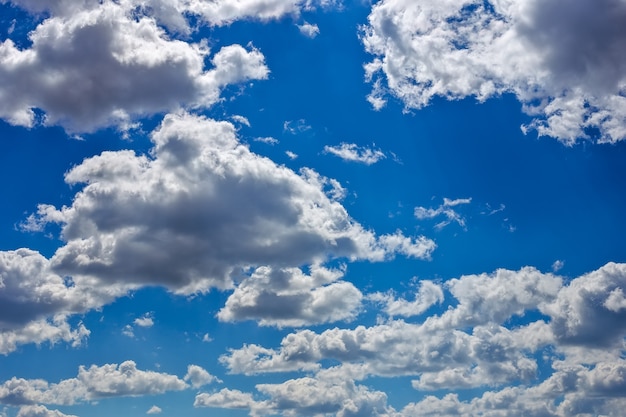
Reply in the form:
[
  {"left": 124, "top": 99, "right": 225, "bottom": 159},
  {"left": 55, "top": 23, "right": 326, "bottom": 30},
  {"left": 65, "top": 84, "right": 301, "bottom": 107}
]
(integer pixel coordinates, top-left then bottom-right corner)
[
  {"left": 184, "top": 365, "right": 220, "bottom": 388},
  {"left": 285, "top": 150, "right": 298, "bottom": 159},
  {"left": 134, "top": 314, "right": 154, "bottom": 328},
  {"left": 362, "top": 0, "right": 626, "bottom": 143},
  {"left": 231, "top": 115, "right": 251, "bottom": 127},
  {"left": 552, "top": 260, "right": 565, "bottom": 272},
  {"left": 323, "top": 143, "right": 386, "bottom": 165},
  {"left": 369, "top": 280, "right": 444, "bottom": 317},
  {"left": 414, "top": 198, "right": 472, "bottom": 230},
  {"left": 283, "top": 119, "right": 312, "bottom": 135},
  {"left": 146, "top": 405, "right": 161, "bottom": 415},
  {"left": 297, "top": 22, "right": 320, "bottom": 38},
  {"left": 254, "top": 137, "right": 279, "bottom": 145}
]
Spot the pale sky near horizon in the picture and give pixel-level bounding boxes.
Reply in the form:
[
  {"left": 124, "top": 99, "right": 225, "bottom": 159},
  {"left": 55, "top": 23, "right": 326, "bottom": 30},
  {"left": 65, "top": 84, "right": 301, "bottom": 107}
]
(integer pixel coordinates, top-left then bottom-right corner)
[{"left": 1, "top": 1, "right": 626, "bottom": 416}]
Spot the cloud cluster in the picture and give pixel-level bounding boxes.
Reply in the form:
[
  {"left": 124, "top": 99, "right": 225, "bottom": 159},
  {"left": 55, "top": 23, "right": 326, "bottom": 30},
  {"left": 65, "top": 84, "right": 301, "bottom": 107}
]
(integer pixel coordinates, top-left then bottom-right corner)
[
  {"left": 1, "top": 112, "right": 434, "bottom": 352},
  {"left": 361, "top": 0, "right": 626, "bottom": 143},
  {"left": 0, "top": 361, "right": 216, "bottom": 407},
  {"left": 211, "top": 262, "right": 626, "bottom": 416},
  {"left": 0, "top": 0, "right": 269, "bottom": 132},
  {"left": 36, "top": 113, "right": 433, "bottom": 291}
]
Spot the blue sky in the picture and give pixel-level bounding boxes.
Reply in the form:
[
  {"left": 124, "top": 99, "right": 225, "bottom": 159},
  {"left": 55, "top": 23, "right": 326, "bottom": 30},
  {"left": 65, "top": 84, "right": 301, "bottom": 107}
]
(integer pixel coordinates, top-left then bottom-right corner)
[{"left": 1, "top": 1, "right": 626, "bottom": 416}]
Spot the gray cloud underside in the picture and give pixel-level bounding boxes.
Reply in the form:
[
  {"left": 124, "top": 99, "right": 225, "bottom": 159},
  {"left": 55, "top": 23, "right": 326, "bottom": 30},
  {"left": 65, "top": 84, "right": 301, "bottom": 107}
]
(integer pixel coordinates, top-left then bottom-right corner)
[
  {"left": 0, "top": 112, "right": 434, "bottom": 352},
  {"left": 210, "top": 262, "right": 626, "bottom": 416},
  {"left": 0, "top": 0, "right": 272, "bottom": 132},
  {"left": 362, "top": 0, "right": 626, "bottom": 144}
]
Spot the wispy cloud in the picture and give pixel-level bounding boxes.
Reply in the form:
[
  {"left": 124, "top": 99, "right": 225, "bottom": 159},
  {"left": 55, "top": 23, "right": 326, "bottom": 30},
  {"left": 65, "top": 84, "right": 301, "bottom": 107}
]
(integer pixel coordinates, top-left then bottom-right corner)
[
  {"left": 414, "top": 197, "right": 472, "bottom": 230},
  {"left": 323, "top": 143, "right": 386, "bottom": 165}
]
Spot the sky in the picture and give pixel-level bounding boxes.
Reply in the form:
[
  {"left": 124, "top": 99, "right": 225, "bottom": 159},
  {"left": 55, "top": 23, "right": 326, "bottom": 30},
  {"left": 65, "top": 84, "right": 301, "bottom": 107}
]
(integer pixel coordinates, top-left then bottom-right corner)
[{"left": 0, "top": 0, "right": 626, "bottom": 416}]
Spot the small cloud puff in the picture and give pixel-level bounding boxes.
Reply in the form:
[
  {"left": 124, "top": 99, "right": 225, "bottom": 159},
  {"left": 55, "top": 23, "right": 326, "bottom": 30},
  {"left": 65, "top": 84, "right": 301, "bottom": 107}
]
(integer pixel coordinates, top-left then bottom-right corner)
[
  {"left": 146, "top": 406, "right": 162, "bottom": 414},
  {"left": 323, "top": 143, "right": 386, "bottom": 165},
  {"left": 297, "top": 22, "right": 320, "bottom": 38}
]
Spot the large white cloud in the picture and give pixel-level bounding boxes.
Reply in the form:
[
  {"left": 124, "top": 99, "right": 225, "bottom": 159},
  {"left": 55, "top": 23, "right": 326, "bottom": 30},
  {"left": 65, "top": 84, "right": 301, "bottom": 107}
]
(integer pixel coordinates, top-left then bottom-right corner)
[
  {"left": 362, "top": 0, "right": 626, "bottom": 144},
  {"left": 220, "top": 263, "right": 626, "bottom": 391},
  {"left": 1, "top": 112, "right": 433, "bottom": 351},
  {"left": 401, "top": 360, "right": 626, "bottom": 416},
  {"left": 0, "top": 1, "right": 268, "bottom": 132},
  {"left": 0, "top": 361, "right": 199, "bottom": 406},
  {"left": 195, "top": 373, "right": 394, "bottom": 417},
  {"left": 212, "top": 263, "right": 626, "bottom": 416},
  {"left": 28, "top": 112, "right": 433, "bottom": 294}
]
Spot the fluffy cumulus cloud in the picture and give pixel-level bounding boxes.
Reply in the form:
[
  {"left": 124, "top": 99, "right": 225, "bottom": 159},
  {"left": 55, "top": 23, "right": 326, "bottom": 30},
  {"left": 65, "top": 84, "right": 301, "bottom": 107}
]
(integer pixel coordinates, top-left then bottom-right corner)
[
  {"left": 368, "top": 280, "right": 444, "bottom": 317},
  {"left": 2, "top": 0, "right": 338, "bottom": 34},
  {"left": 0, "top": 0, "right": 268, "bottom": 132},
  {"left": 361, "top": 0, "right": 626, "bottom": 144},
  {"left": 0, "top": 112, "right": 433, "bottom": 351},
  {"left": 0, "top": 361, "right": 189, "bottom": 406},
  {"left": 32, "top": 113, "right": 432, "bottom": 293},
  {"left": 218, "top": 265, "right": 363, "bottom": 327},
  {"left": 195, "top": 374, "right": 393, "bottom": 417},
  {"left": 0, "top": 248, "right": 130, "bottom": 354},
  {"left": 402, "top": 360, "right": 626, "bottom": 416},
  {"left": 16, "top": 405, "right": 77, "bottom": 417},
  {"left": 212, "top": 263, "right": 626, "bottom": 416},
  {"left": 297, "top": 21, "right": 320, "bottom": 38},
  {"left": 184, "top": 365, "right": 220, "bottom": 388}
]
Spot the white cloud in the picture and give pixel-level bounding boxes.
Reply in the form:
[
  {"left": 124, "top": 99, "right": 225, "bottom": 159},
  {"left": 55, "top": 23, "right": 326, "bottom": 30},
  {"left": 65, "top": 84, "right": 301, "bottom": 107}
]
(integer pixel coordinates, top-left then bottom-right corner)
[
  {"left": 2, "top": 112, "right": 434, "bottom": 351},
  {"left": 231, "top": 115, "right": 251, "bottom": 127},
  {"left": 184, "top": 365, "right": 220, "bottom": 388},
  {"left": 4, "top": 0, "right": 340, "bottom": 37},
  {"left": 16, "top": 405, "right": 77, "bottom": 417},
  {"left": 121, "top": 325, "right": 135, "bottom": 339},
  {"left": 542, "top": 262, "right": 626, "bottom": 348},
  {"left": 195, "top": 374, "right": 393, "bottom": 417},
  {"left": 552, "top": 259, "right": 565, "bottom": 272},
  {"left": 220, "top": 263, "right": 626, "bottom": 393},
  {"left": 369, "top": 280, "right": 444, "bottom": 317},
  {"left": 323, "top": 143, "right": 386, "bottom": 165},
  {"left": 285, "top": 150, "right": 298, "bottom": 159},
  {"left": 254, "top": 136, "right": 279, "bottom": 145},
  {"left": 283, "top": 119, "right": 311, "bottom": 134},
  {"left": 146, "top": 405, "right": 162, "bottom": 414},
  {"left": 218, "top": 265, "right": 363, "bottom": 327},
  {"left": 25, "top": 113, "right": 433, "bottom": 295},
  {"left": 401, "top": 359, "right": 626, "bottom": 416},
  {"left": 414, "top": 197, "right": 472, "bottom": 230},
  {"left": 134, "top": 314, "right": 154, "bottom": 328},
  {"left": 361, "top": 0, "right": 626, "bottom": 144},
  {"left": 297, "top": 22, "right": 320, "bottom": 38},
  {"left": 0, "top": 361, "right": 188, "bottom": 406},
  {"left": 0, "top": 316, "right": 90, "bottom": 356},
  {"left": 194, "top": 388, "right": 259, "bottom": 410},
  {"left": 0, "top": 2, "right": 268, "bottom": 132}
]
